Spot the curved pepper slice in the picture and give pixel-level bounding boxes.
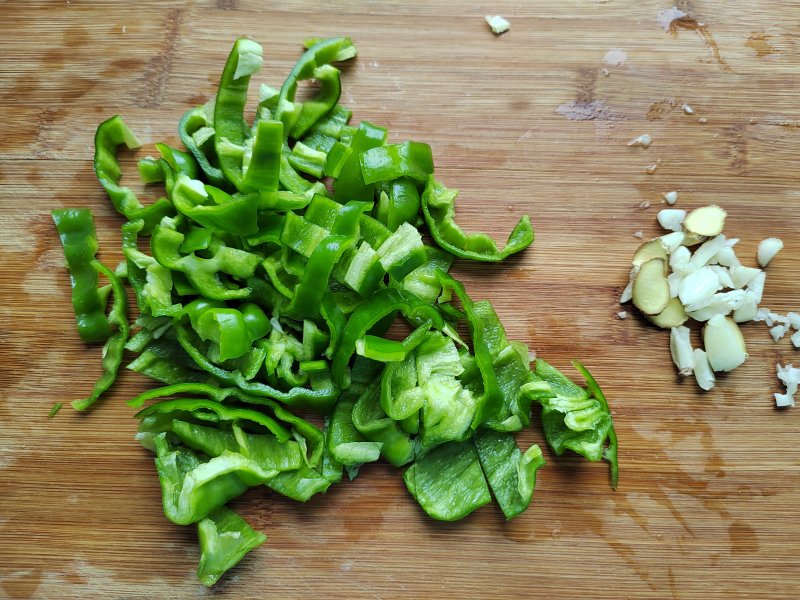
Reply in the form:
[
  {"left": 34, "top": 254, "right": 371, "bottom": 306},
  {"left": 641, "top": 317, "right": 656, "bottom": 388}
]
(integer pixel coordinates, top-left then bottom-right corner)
[
  {"left": 421, "top": 175, "right": 534, "bottom": 262},
  {"left": 179, "top": 103, "right": 227, "bottom": 188},
  {"left": 52, "top": 208, "right": 112, "bottom": 342},
  {"left": 242, "top": 119, "right": 282, "bottom": 192},
  {"left": 151, "top": 217, "right": 261, "bottom": 301},
  {"left": 72, "top": 260, "right": 130, "bottom": 411},
  {"left": 172, "top": 175, "right": 260, "bottom": 236},
  {"left": 152, "top": 432, "right": 276, "bottom": 526},
  {"left": 174, "top": 326, "right": 339, "bottom": 413},
  {"left": 94, "top": 115, "right": 174, "bottom": 234},
  {"left": 122, "top": 219, "right": 182, "bottom": 317},
  {"left": 214, "top": 38, "right": 263, "bottom": 192},
  {"left": 360, "top": 141, "right": 434, "bottom": 185},
  {"left": 331, "top": 288, "right": 445, "bottom": 389},
  {"left": 274, "top": 37, "right": 356, "bottom": 139},
  {"left": 333, "top": 121, "right": 387, "bottom": 203},
  {"left": 196, "top": 507, "right": 266, "bottom": 587},
  {"left": 375, "top": 177, "right": 422, "bottom": 232}
]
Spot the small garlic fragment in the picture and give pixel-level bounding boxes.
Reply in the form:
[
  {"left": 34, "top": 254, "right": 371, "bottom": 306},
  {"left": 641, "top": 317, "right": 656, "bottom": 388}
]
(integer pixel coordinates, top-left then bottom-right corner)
[
  {"left": 729, "top": 265, "right": 761, "bottom": 289},
  {"left": 704, "top": 315, "right": 748, "bottom": 372},
  {"left": 775, "top": 363, "right": 800, "bottom": 408},
  {"left": 657, "top": 209, "right": 687, "bottom": 232},
  {"left": 685, "top": 290, "right": 747, "bottom": 321},
  {"left": 617, "top": 311, "right": 628, "bottom": 319},
  {"left": 791, "top": 330, "right": 800, "bottom": 349},
  {"left": 485, "top": 15, "right": 511, "bottom": 34},
  {"left": 693, "top": 349, "right": 716, "bottom": 391},
  {"left": 690, "top": 235, "right": 728, "bottom": 269},
  {"left": 746, "top": 271, "right": 766, "bottom": 304},
  {"left": 667, "top": 272, "right": 683, "bottom": 298},
  {"left": 770, "top": 324, "right": 790, "bottom": 342},
  {"left": 757, "top": 237, "right": 783, "bottom": 267},
  {"left": 670, "top": 326, "right": 694, "bottom": 376},
  {"left": 620, "top": 280, "right": 633, "bottom": 304},
  {"left": 638, "top": 200, "right": 651, "bottom": 209},
  {"left": 633, "top": 230, "right": 645, "bottom": 239},
  {"left": 628, "top": 134, "right": 653, "bottom": 148},
  {"left": 678, "top": 266, "right": 722, "bottom": 305},
  {"left": 714, "top": 246, "right": 740, "bottom": 268},
  {"left": 709, "top": 266, "right": 734, "bottom": 289},
  {"left": 787, "top": 312, "right": 800, "bottom": 330},
  {"left": 732, "top": 292, "right": 758, "bottom": 323},
  {"left": 663, "top": 191, "right": 678, "bottom": 205},
  {"left": 645, "top": 163, "right": 659, "bottom": 174},
  {"left": 669, "top": 245, "right": 692, "bottom": 271},
  {"left": 659, "top": 231, "right": 685, "bottom": 253},
  {"left": 682, "top": 104, "right": 694, "bottom": 115}
]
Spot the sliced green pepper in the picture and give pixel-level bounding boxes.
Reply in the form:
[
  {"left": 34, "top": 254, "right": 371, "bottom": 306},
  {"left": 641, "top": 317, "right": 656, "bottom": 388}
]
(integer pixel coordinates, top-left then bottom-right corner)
[
  {"left": 196, "top": 507, "right": 266, "bottom": 587},
  {"left": 421, "top": 175, "right": 534, "bottom": 262},
  {"left": 52, "top": 208, "right": 112, "bottom": 343},
  {"left": 403, "top": 440, "right": 491, "bottom": 521},
  {"left": 94, "top": 115, "right": 173, "bottom": 234},
  {"left": 360, "top": 141, "right": 434, "bottom": 185},
  {"left": 333, "top": 121, "right": 388, "bottom": 203}
]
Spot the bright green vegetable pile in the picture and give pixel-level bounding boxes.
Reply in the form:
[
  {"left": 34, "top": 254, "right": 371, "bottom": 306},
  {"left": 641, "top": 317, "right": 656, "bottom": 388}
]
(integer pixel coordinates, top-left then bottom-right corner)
[{"left": 53, "top": 37, "right": 618, "bottom": 586}]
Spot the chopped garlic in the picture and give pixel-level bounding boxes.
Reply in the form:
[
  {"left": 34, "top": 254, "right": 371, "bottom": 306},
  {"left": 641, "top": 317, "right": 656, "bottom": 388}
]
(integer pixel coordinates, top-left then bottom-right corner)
[
  {"left": 685, "top": 290, "right": 747, "bottom": 321},
  {"left": 682, "top": 104, "right": 694, "bottom": 115},
  {"left": 667, "top": 272, "right": 683, "bottom": 298},
  {"left": 755, "top": 307, "right": 773, "bottom": 325},
  {"left": 669, "top": 245, "right": 691, "bottom": 271},
  {"left": 787, "top": 312, "right": 800, "bottom": 330},
  {"left": 645, "top": 163, "right": 659, "bottom": 174},
  {"left": 690, "top": 235, "right": 727, "bottom": 269},
  {"left": 618, "top": 311, "right": 628, "bottom": 319},
  {"left": 670, "top": 326, "right": 694, "bottom": 376},
  {"left": 757, "top": 237, "right": 783, "bottom": 267},
  {"left": 628, "top": 134, "right": 653, "bottom": 148},
  {"left": 729, "top": 264, "right": 761, "bottom": 289},
  {"left": 678, "top": 267, "right": 721, "bottom": 305},
  {"left": 770, "top": 324, "right": 790, "bottom": 342},
  {"left": 485, "top": 15, "right": 510, "bottom": 34},
  {"left": 693, "top": 349, "right": 715, "bottom": 390},
  {"left": 732, "top": 292, "right": 758, "bottom": 323},
  {"left": 633, "top": 231, "right": 644, "bottom": 239},
  {"left": 638, "top": 200, "right": 651, "bottom": 209},
  {"left": 663, "top": 191, "right": 678, "bottom": 205},
  {"left": 746, "top": 271, "right": 766, "bottom": 304},
  {"left": 714, "top": 246, "right": 740, "bottom": 268},
  {"left": 775, "top": 363, "right": 800, "bottom": 408},
  {"left": 657, "top": 209, "right": 687, "bottom": 232},
  {"left": 709, "top": 266, "right": 734, "bottom": 289},
  {"left": 704, "top": 315, "right": 748, "bottom": 372},
  {"left": 660, "top": 231, "right": 685, "bottom": 253},
  {"left": 792, "top": 330, "right": 800, "bottom": 349},
  {"left": 620, "top": 281, "right": 633, "bottom": 304}
]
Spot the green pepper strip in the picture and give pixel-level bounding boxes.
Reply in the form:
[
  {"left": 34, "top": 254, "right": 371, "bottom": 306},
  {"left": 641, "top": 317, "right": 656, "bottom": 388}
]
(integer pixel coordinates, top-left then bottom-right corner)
[
  {"left": 129, "top": 382, "right": 325, "bottom": 467},
  {"left": 242, "top": 119, "right": 282, "bottom": 192},
  {"left": 93, "top": 115, "right": 173, "bottom": 234},
  {"left": 333, "top": 121, "right": 388, "bottom": 203},
  {"left": 572, "top": 360, "right": 619, "bottom": 489},
  {"left": 196, "top": 506, "right": 266, "bottom": 587},
  {"left": 376, "top": 177, "right": 421, "bottom": 231},
  {"left": 214, "top": 38, "right": 263, "bottom": 192},
  {"left": 327, "top": 397, "right": 382, "bottom": 467},
  {"left": 152, "top": 433, "right": 275, "bottom": 526},
  {"left": 52, "top": 208, "right": 113, "bottom": 342},
  {"left": 285, "top": 235, "right": 355, "bottom": 320},
  {"left": 301, "top": 104, "right": 352, "bottom": 153},
  {"left": 156, "top": 143, "right": 199, "bottom": 181},
  {"left": 178, "top": 104, "right": 227, "bottom": 188},
  {"left": 331, "top": 288, "right": 445, "bottom": 389},
  {"left": 436, "top": 272, "right": 502, "bottom": 428},
  {"left": 151, "top": 218, "right": 261, "bottom": 301},
  {"left": 136, "top": 397, "right": 291, "bottom": 442},
  {"left": 72, "top": 260, "right": 129, "bottom": 411},
  {"left": 360, "top": 141, "right": 434, "bottom": 185},
  {"left": 174, "top": 326, "right": 339, "bottom": 412},
  {"left": 421, "top": 175, "right": 534, "bottom": 262},
  {"left": 352, "top": 379, "right": 415, "bottom": 467},
  {"left": 274, "top": 37, "right": 356, "bottom": 139},
  {"left": 171, "top": 175, "right": 260, "bottom": 236}
]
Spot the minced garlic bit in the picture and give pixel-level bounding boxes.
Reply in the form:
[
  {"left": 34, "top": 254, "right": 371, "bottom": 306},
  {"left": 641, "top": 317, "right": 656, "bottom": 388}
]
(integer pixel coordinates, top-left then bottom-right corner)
[
  {"left": 775, "top": 363, "right": 800, "bottom": 408},
  {"left": 633, "top": 231, "right": 645, "bottom": 239},
  {"left": 663, "top": 191, "right": 678, "bottom": 205},
  {"left": 757, "top": 237, "right": 783, "bottom": 268},
  {"left": 638, "top": 200, "right": 651, "bottom": 209},
  {"left": 645, "top": 163, "right": 659, "bottom": 174},
  {"left": 618, "top": 311, "right": 628, "bottom": 319},
  {"left": 628, "top": 134, "right": 653, "bottom": 148},
  {"left": 682, "top": 104, "right": 694, "bottom": 115},
  {"left": 485, "top": 15, "right": 510, "bottom": 34}
]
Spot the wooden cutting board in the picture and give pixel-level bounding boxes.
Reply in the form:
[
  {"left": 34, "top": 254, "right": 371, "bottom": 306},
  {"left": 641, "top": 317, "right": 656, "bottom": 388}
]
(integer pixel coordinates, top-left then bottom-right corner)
[{"left": 2, "top": 1, "right": 798, "bottom": 597}]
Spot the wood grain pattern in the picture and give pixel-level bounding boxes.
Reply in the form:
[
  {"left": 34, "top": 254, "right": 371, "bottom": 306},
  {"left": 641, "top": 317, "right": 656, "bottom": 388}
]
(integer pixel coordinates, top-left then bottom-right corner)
[{"left": 1, "top": 1, "right": 799, "bottom": 598}]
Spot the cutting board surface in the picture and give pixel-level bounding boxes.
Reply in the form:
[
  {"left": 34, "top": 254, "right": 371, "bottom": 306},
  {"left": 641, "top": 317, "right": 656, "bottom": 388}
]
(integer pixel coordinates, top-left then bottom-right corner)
[{"left": 2, "top": 1, "right": 799, "bottom": 598}]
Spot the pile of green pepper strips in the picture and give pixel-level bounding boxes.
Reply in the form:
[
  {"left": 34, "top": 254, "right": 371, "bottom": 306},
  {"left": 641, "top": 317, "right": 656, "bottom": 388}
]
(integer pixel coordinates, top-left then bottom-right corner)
[{"left": 52, "top": 37, "right": 618, "bottom": 586}]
